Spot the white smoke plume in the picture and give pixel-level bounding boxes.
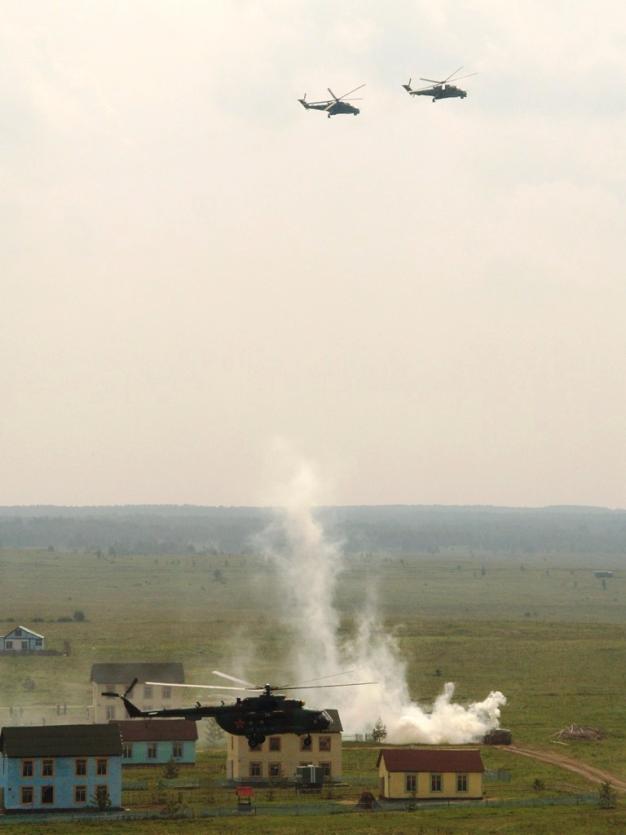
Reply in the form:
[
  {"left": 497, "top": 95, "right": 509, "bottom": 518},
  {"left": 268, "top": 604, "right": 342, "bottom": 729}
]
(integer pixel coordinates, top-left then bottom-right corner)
[{"left": 258, "top": 455, "right": 506, "bottom": 744}]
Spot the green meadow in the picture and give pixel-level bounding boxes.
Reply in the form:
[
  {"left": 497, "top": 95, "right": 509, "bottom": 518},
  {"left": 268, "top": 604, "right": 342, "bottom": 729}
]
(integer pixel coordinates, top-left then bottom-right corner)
[{"left": 1, "top": 546, "right": 625, "bottom": 831}]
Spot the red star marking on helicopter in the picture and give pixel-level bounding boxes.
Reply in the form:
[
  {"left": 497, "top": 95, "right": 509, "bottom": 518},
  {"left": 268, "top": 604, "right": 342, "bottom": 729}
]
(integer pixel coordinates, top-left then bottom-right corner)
[{"left": 234, "top": 719, "right": 246, "bottom": 730}]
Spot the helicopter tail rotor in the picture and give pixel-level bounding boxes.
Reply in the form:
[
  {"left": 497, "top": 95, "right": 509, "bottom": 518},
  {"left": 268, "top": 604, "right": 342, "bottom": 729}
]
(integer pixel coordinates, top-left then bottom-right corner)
[
  {"left": 298, "top": 93, "right": 310, "bottom": 109},
  {"left": 402, "top": 78, "right": 413, "bottom": 92}
]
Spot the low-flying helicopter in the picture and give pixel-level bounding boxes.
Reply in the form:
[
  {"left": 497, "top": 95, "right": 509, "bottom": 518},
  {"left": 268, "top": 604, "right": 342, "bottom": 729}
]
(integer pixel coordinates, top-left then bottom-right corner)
[
  {"left": 103, "top": 670, "right": 375, "bottom": 748},
  {"left": 298, "top": 84, "right": 365, "bottom": 118},
  {"left": 402, "top": 67, "right": 476, "bottom": 102}
]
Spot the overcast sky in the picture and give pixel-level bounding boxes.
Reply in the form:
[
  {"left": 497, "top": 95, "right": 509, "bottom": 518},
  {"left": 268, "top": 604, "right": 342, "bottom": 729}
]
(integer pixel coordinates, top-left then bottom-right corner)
[{"left": 2, "top": 0, "right": 626, "bottom": 507}]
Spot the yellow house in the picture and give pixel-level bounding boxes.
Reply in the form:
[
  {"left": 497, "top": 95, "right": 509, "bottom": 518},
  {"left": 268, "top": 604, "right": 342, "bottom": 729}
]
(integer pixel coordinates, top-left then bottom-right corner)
[
  {"left": 377, "top": 747, "right": 484, "bottom": 800},
  {"left": 226, "top": 710, "right": 342, "bottom": 781}
]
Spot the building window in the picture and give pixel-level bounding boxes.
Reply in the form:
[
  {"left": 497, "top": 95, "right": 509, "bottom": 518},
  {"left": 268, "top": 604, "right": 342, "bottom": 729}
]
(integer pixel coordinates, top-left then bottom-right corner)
[
  {"left": 457, "top": 773, "right": 468, "bottom": 792},
  {"left": 21, "top": 787, "right": 33, "bottom": 805},
  {"left": 318, "top": 736, "right": 331, "bottom": 752},
  {"left": 75, "top": 759, "right": 87, "bottom": 776},
  {"left": 15, "top": 629, "right": 22, "bottom": 637},
  {"left": 431, "top": 773, "right": 442, "bottom": 792},
  {"left": 249, "top": 762, "right": 262, "bottom": 777},
  {"left": 106, "top": 705, "right": 116, "bottom": 721},
  {"left": 173, "top": 742, "right": 183, "bottom": 759},
  {"left": 96, "top": 759, "right": 108, "bottom": 776},
  {"left": 22, "top": 760, "right": 33, "bottom": 777},
  {"left": 143, "top": 685, "right": 153, "bottom": 700},
  {"left": 5, "top": 641, "right": 12, "bottom": 649},
  {"left": 269, "top": 762, "right": 281, "bottom": 778},
  {"left": 162, "top": 686, "right": 172, "bottom": 699},
  {"left": 249, "top": 740, "right": 263, "bottom": 751},
  {"left": 320, "top": 761, "right": 332, "bottom": 778},
  {"left": 35, "top": 639, "right": 43, "bottom": 647},
  {"left": 41, "top": 785, "right": 54, "bottom": 804},
  {"left": 42, "top": 759, "right": 54, "bottom": 777},
  {"left": 75, "top": 785, "right": 87, "bottom": 803},
  {"left": 147, "top": 743, "right": 158, "bottom": 759},
  {"left": 300, "top": 737, "right": 312, "bottom": 752},
  {"left": 405, "top": 774, "right": 417, "bottom": 793},
  {"left": 123, "top": 743, "right": 133, "bottom": 759},
  {"left": 269, "top": 736, "right": 281, "bottom": 752}
]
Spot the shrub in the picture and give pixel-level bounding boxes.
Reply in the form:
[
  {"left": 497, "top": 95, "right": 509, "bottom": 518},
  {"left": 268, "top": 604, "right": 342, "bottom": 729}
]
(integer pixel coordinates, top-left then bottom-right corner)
[{"left": 598, "top": 781, "right": 617, "bottom": 809}]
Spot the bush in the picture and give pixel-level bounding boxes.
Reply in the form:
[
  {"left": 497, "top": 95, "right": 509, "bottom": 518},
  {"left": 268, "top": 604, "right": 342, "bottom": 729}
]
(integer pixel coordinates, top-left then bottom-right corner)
[
  {"left": 598, "top": 781, "right": 617, "bottom": 809},
  {"left": 163, "top": 758, "right": 179, "bottom": 779},
  {"left": 73, "top": 610, "right": 86, "bottom": 622},
  {"left": 92, "top": 785, "right": 111, "bottom": 811},
  {"left": 371, "top": 718, "right": 387, "bottom": 743}
]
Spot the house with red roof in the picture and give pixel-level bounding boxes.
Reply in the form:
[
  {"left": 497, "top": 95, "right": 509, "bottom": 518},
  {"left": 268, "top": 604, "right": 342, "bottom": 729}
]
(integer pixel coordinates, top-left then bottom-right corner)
[
  {"left": 111, "top": 720, "right": 198, "bottom": 766},
  {"left": 376, "top": 747, "right": 484, "bottom": 800}
]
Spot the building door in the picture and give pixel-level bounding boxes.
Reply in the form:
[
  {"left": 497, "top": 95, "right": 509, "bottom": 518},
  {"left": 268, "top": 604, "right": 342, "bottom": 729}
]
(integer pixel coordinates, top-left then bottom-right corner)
[{"left": 21, "top": 641, "right": 28, "bottom": 651}]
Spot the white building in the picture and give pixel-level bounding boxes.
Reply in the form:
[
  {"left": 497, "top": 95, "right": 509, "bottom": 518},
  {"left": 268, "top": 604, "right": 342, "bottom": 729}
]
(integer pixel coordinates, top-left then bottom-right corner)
[
  {"left": 90, "top": 662, "right": 186, "bottom": 723},
  {"left": 0, "top": 626, "right": 44, "bottom": 652}
]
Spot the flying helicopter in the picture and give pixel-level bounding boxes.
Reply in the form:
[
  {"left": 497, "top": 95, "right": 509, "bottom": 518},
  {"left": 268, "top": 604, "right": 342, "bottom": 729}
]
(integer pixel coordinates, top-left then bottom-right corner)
[
  {"left": 103, "top": 670, "right": 376, "bottom": 749},
  {"left": 402, "top": 67, "right": 476, "bottom": 102},
  {"left": 298, "top": 84, "right": 365, "bottom": 118}
]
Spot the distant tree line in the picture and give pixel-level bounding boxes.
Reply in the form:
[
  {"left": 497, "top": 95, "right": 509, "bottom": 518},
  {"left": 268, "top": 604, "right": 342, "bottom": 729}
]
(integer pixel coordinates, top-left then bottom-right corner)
[{"left": 0, "top": 505, "right": 625, "bottom": 557}]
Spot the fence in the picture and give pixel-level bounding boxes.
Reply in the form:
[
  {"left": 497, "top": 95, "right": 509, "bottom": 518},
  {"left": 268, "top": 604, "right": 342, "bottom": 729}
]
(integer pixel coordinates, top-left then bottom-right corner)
[{"left": 0, "top": 793, "right": 599, "bottom": 826}]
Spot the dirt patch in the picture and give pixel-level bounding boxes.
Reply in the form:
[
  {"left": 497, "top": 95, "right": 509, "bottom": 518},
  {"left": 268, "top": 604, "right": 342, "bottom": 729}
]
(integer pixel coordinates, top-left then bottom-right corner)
[{"left": 500, "top": 744, "right": 626, "bottom": 792}]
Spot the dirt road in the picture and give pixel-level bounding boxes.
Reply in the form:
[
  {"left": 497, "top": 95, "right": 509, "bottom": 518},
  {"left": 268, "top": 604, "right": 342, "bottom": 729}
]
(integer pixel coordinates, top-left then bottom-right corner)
[{"left": 501, "top": 744, "right": 626, "bottom": 792}]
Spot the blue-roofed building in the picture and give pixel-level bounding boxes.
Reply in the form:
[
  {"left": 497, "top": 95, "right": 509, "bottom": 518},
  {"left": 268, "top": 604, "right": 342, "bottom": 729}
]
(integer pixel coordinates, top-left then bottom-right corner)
[
  {"left": 0, "top": 724, "right": 122, "bottom": 812},
  {"left": 0, "top": 626, "right": 44, "bottom": 652},
  {"left": 113, "top": 719, "right": 198, "bottom": 765}
]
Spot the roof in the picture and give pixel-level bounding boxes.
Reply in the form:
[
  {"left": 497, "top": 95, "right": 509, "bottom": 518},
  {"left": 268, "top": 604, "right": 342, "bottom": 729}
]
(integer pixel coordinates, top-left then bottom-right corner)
[
  {"left": 90, "top": 662, "right": 185, "bottom": 684},
  {"left": 0, "top": 724, "right": 122, "bottom": 758},
  {"left": 113, "top": 719, "right": 198, "bottom": 742},
  {"left": 2, "top": 625, "right": 44, "bottom": 640},
  {"left": 376, "top": 748, "right": 484, "bottom": 773},
  {"left": 324, "top": 709, "right": 343, "bottom": 733}
]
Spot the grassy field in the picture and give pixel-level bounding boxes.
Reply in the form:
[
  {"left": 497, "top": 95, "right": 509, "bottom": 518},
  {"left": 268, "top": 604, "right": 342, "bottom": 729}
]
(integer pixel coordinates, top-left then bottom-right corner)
[{"left": 0, "top": 546, "right": 625, "bottom": 830}]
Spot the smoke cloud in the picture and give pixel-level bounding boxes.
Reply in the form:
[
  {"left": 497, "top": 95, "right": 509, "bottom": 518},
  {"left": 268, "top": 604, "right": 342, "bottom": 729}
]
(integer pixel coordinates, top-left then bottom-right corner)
[{"left": 258, "top": 457, "right": 506, "bottom": 744}]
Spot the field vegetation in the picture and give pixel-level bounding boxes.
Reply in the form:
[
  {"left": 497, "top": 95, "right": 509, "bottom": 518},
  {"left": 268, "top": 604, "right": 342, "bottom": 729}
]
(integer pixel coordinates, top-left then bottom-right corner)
[{"left": 0, "top": 545, "right": 625, "bottom": 831}]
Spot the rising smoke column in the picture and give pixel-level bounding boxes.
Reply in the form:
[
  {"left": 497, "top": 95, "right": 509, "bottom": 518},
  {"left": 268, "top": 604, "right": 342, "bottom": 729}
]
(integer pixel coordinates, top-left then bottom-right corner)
[{"left": 258, "top": 456, "right": 506, "bottom": 743}]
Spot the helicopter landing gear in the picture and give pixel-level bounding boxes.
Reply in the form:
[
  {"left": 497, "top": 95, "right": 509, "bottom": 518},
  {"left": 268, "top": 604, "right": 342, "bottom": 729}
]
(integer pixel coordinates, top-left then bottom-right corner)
[{"left": 247, "top": 734, "right": 265, "bottom": 749}]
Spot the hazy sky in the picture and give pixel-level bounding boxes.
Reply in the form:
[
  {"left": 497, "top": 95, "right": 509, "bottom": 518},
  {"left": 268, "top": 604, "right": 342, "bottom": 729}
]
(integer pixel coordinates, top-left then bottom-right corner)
[{"left": 2, "top": 0, "right": 626, "bottom": 507}]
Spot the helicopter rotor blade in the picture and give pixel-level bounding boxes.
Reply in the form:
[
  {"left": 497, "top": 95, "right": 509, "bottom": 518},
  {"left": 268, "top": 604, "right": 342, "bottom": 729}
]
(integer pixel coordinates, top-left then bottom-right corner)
[
  {"left": 124, "top": 677, "right": 138, "bottom": 698},
  {"left": 443, "top": 65, "right": 464, "bottom": 84},
  {"left": 448, "top": 72, "right": 477, "bottom": 83},
  {"left": 327, "top": 87, "right": 339, "bottom": 101},
  {"left": 273, "top": 681, "right": 378, "bottom": 692},
  {"left": 274, "top": 670, "right": 357, "bottom": 688},
  {"left": 420, "top": 77, "right": 444, "bottom": 84},
  {"left": 336, "top": 83, "right": 366, "bottom": 101},
  {"left": 145, "top": 680, "right": 254, "bottom": 692},
  {"left": 212, "top": 670, "right": 256, "bottom": 687}
]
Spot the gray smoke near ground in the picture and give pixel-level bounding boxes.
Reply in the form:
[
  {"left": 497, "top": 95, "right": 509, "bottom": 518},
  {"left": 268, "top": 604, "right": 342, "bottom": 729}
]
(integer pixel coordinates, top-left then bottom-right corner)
[{"left": 256, "top": 458, "right": 506, "bottom": 743}]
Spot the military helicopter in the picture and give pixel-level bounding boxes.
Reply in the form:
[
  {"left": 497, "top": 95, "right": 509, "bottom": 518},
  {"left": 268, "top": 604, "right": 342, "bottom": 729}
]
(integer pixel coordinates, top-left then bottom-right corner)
[
  {"left": 298, "top": 84, "right": 365, "bottom": 118},
  {"left": 103, "top": 670, "right": 376, "bottom": 748},
  {"left": 402, "top": 67, "right": 476, "bottom": 102}
]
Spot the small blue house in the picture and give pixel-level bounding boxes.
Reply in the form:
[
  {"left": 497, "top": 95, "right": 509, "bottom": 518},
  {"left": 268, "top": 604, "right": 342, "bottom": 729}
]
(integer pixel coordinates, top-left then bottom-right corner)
[
  {"left": 0, "top": 724, "right": 122, "bottom": 811},
  {"left": 113, "top": 719, "right": 197, "bottom": 766},
  {"left": 0, "top": 626, "right": 44, "bottom": 652}
]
